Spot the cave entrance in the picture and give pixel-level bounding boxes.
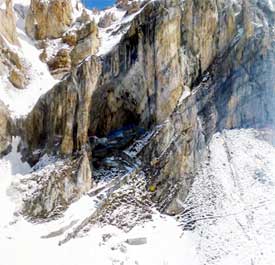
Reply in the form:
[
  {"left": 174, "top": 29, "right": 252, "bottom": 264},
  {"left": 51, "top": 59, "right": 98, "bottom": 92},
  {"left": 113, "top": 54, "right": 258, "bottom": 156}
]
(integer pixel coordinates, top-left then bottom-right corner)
[
  {"left": 88, "top": 84, "right": 147, "bottom": 182},
  {"left": 90, "top": 122, "right": 146, "bottom": 183}
]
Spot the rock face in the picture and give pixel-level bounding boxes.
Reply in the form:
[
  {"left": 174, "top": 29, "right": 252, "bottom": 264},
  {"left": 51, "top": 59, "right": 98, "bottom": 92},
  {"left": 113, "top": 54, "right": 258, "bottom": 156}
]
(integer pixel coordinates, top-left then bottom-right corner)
[
  {"left": 40, "top": 21, "right": 100, "bottom": 78},
  {"left": 22, "top": 0, "right": 275, "bottom": 214},
  {"left": 0, "top": 0, "right": 28, "bottom": 89},
  {"left": 0, "top": 0, "right": 18, "bottom": 45},
  {"left": 47, "top": 48, "right": 71, "bottom": 78},
  {"left": 21, "top": 151, "right": 92, "bottom": 219},
  {"left": 25, "top": 0, "right": 73, "bottom": 40},
  {"left": 24, "top": 1, "right": 184, "bottom": 154},
  {"left": 0, "top": 101, "right": 12, "bottom": 155},
  {"left": 70, "top": 21, "right": 100, "bottom": 66},
  {"left": 140, "top": 0, "right": 275, "bottom": 214},
  {"left": 24, "top": 57, "right": 102, "bottom": 155}
]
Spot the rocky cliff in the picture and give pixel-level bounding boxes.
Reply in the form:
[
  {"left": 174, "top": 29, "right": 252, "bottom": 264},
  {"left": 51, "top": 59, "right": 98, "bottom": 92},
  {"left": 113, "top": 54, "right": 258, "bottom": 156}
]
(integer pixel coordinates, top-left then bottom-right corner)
[{"left": 20, "top": 0, "right": 275, "bottom": 214}]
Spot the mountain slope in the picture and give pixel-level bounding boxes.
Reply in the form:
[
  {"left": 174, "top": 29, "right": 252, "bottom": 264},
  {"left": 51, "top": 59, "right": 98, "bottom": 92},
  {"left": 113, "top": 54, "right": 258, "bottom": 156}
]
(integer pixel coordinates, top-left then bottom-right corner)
[{"left": 0, "top": 0, "right": 275, "bottom": 264}]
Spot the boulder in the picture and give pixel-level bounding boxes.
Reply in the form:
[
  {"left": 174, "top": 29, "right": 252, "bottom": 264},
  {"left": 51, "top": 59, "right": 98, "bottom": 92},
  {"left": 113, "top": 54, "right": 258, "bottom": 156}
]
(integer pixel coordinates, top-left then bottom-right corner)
[
  {"left": 8, "top": 68, "right": 26, "bottom": 89},
  {"left": 0, "top": 36, "right": 28, "bottom": 89}
]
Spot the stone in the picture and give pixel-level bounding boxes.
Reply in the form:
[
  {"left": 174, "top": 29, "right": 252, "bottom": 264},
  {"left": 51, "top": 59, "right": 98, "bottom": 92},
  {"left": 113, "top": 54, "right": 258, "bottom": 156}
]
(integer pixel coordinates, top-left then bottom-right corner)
[
  {"left": 0, "top": 33, "right": 28, "bottom": 89},
  {"left": 24, "top": 57, "right": 102, "bottom": 156},
  {"left": 126, "top": 237, "right": 147, "bottom": 245},
  {"left": 39, "top": 48, "right": 48, "bottom": 63},
  {"left": 8, "top": 68, "right": 26, "bottom": 89}
]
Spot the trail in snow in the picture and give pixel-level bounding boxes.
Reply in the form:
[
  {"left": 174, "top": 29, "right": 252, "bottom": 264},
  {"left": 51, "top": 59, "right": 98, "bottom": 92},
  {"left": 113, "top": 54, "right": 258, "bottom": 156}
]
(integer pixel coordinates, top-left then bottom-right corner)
[
  {"left": 1, "top": 129, "right": 274, "bottom": 265},
  {"left": 181, "top": 129, "right": 275, "bottom": 265}
]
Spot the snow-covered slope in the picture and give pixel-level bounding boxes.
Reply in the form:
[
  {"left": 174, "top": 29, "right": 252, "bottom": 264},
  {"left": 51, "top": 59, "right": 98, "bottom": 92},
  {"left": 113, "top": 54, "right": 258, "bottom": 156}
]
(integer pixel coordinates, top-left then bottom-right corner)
[
  {"left": 0, "top": 1, "right": 57, "bottom": 118},
  {"left": 180, "top": 129, "right": 275, "bottom": 265},
  {"left": 0, "top": 138, "right": 193, "bottom": 265},
  {"left": 0, "top": 129, "right": 274, "bottom": 265}
]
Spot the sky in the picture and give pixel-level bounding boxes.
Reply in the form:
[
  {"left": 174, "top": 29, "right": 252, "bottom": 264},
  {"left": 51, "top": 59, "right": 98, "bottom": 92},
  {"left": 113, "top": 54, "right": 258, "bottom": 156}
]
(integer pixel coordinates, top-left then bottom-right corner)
[{"left": 82, "top": 0, "right": 115, "bottom": 9}]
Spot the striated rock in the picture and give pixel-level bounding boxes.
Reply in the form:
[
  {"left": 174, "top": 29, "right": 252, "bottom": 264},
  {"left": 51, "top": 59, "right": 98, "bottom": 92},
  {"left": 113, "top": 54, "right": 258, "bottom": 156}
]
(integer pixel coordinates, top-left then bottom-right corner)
[
  {"left": 25, "top": 0, "right": 73, "bottom": 40},
  {"left": 70, "top": 21, "right": 100, "bottom": 66},
  {"left": 0, "top": 0, "right": 19, "bottom": 45},
  {"left": 24, "top": 57, "right": 102, "bottom": 155},
  {"left": 21, "top": 151, "right": 92, "bottom": 219},
  {"left": 24, "top": 0, "right": 230, "bottom": 152},
  {"left": 139, "top": 0, "right": 275, "bottom": 214}
]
